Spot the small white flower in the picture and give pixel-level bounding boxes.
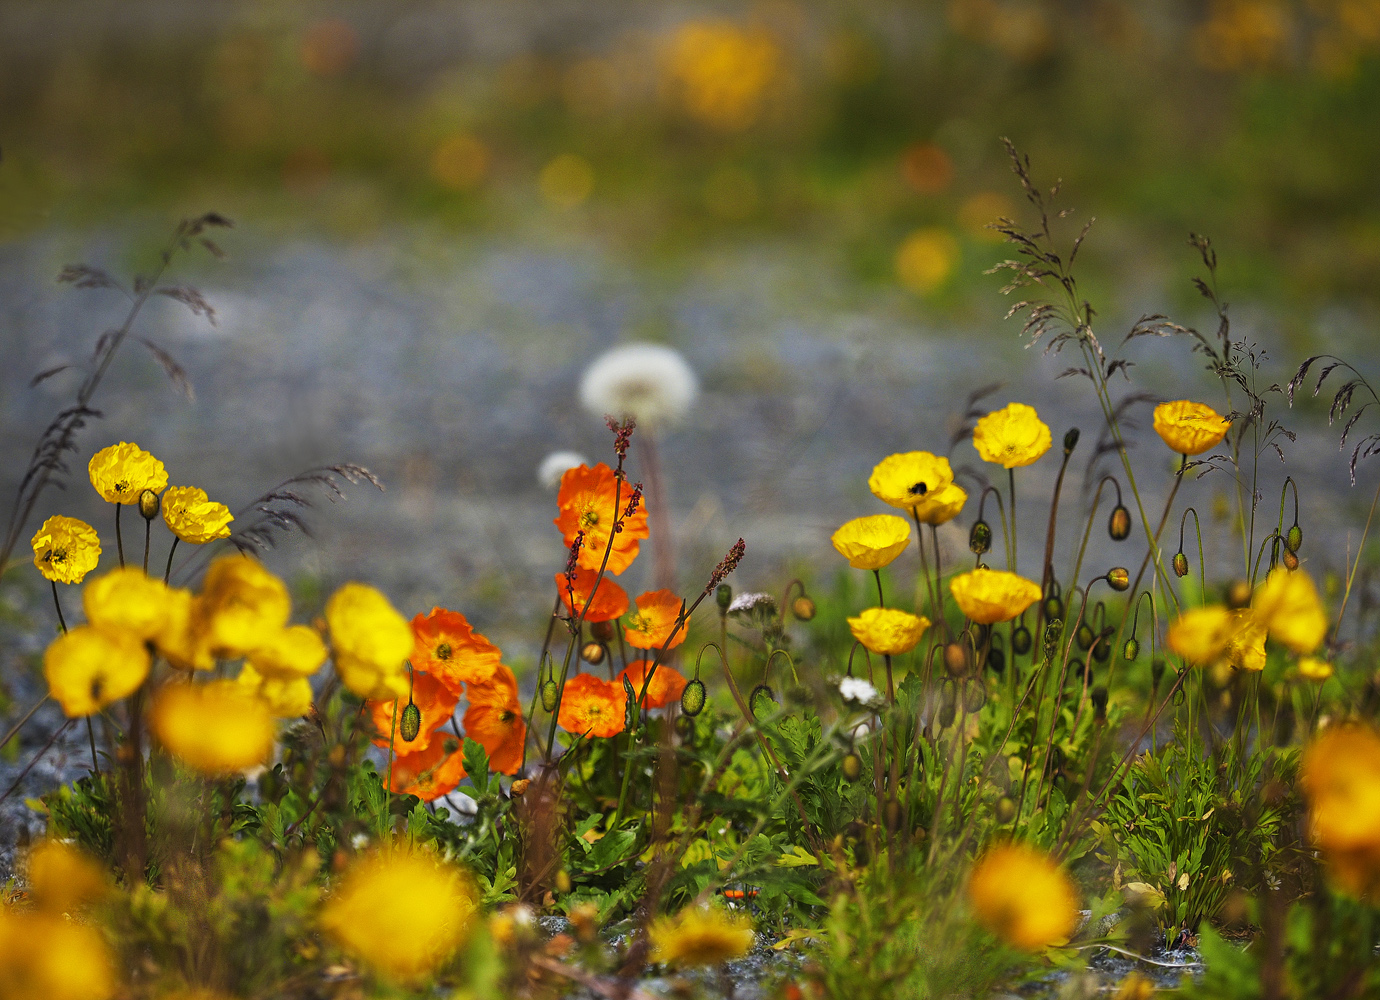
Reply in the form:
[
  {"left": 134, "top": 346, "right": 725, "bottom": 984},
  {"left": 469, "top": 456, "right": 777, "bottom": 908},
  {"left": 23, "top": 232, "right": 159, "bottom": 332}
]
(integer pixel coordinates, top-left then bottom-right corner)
[
  {"left": 579, "top": 342, "right": 699, "bottom": 429},
  {"left": 350, "top": 833, "right": 370, "bottom": 851},
  {"left": 537, "top": 450, "right": 590, "bottom": 490},
  {"left": 728, "top": 591, "right": 777, "bottom": 616},
  {"left": 839, "top": 676, "right": 880, "bottom": 705}
]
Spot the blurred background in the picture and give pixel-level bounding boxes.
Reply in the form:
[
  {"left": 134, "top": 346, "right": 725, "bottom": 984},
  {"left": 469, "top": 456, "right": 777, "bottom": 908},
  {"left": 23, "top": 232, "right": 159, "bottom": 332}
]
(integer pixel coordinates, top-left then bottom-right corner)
[{"left": 2, "top": 0, "right": 1379, "bottom": 657}]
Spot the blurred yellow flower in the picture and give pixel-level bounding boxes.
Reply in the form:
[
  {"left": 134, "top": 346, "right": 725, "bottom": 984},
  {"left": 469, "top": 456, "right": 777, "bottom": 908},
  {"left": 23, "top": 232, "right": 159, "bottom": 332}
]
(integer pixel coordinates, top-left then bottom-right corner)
[
  {"left": 161, "top": 486, "right": 234, "bottom": 544},
  {"left": 26, "top": 840, "right": 108, "bottom": 914},
  {"left": 82, "top": 567, "right": 170, "bottom": 640},
  {"left": 949, "top": 567, "right": 1042, "bottom": 624},
  {"left": 664, "top": 21, "right": 779, "bottom": 130},
  {"left": 320, "top": 847, "right": 477, "bottom": 981},
  {"left": 847, "top": 607, "right": 930, "bottom": 656},
  {"left": 249, "top": 624, "right": 328, "bottom": 680},
  {"left": 0, "top": 908, "right": 117, "bottom": 1000},
  {"left": 326, "top": 582, "right": 413, "bottom": 700},
  {"left": 88, "top": 441, "right": 167, "bottom": 504},
  {"left": 430, "top": 133, "right": 489, "bottom": 191},
  {"left": 895, "top": 227, "right": 959, "bottom": 294},
  {"left": 1168, "top": 605, "right": 1234, "bottom": 664},
  {"left": 649, "top": 904, "right": 754, "bottom": 967},
  {"left": 1152, "top": 401, "right": 1231, "bottom": 456},
  {"left": 1223, "top": 609, "right": 1266, "bottom": 672},
  {"left": 30, "top": 515, "right": 101, "bottom": 585},
  {"left": 1252, "top": 567, "right": 1328, "bottom": 654},
  {"left": 199, "top": 555, "right": 291, "bottom": 658},
  {"left": 831, "top": 514, "right": 911, "bottom": 570},
  {"left": 539, "top": 153, "right": 594, "bottom": 210},
  {"left": 238, "top": 663, "right": 314, "bottom": 718},
  {"left": 150, "top": 680, "right": 275, "bottom": 774},
  {"left": 1112, "top": 973, "right": 1156, "bottom": 1000},
  {"left": 968, "top": 842, "right": 1078, "bottom": 950},
  {"left": 973, "top": 403, "right": 1052, "bottom": 469},
  {"left": 1298, "top": 656, "right": 1334, "bottom": 682},
  {"left": 1301, "top": 724, "right": 1380, "bottom": 897},
  {"left": 154, "top": 587, "right": 214, "bottom": 672},
  {"left": 868, "top": 451, "right": 967, "bottom": 524},
  {"left": 43, "top": 625, "right": 150, "bottom": 716}
]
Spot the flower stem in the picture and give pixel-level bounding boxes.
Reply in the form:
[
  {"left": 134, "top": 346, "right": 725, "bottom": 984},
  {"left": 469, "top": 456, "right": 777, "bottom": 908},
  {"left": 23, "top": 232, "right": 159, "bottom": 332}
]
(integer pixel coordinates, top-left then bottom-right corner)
[
  {"left": 384, "top": 698, "right": 397, "bottom": 840},
  {"left": 163, "top": 537, "right": 179, "bottom": 584},
  {"left": 50, "top": 580, "right": 67, "bottom": 633},
  {"left": 873, "top": 569, "right": 885, "bottom": 608},
  {"left": 142, "top": 517, "right": 151, "bottom": 573},
  {"left": 115, "top": 504, "right": 125, "bottom": 567},
  {"left": 1008, "top": 468, "right": 1017, "bottom": 574}
]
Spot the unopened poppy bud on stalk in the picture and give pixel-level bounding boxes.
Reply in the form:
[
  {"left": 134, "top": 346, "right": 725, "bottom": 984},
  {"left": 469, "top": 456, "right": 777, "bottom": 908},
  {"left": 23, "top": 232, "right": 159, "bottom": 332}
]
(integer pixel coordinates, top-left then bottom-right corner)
[
  {"left": 1091, "top": 686, "right": 1109, "bottom": 723},
  {"left": 792, "top": 596, "right": 816, "bottom": 621},
  {"left": 580, "top": 641, "right": 605, "bottom": 665},
  {"left": 1123, "top": 637, "right": 1140, "bottom": 661},
  {"left": 1106, "top": 567, "right": 1130, "bottom": 592},
  {"left": 138, "top": 488, "right": 161, "bottom": 520},
  {"left": 944, "top": 641, "right": 970, "bottom": 677},
  {"left": 399, "top": 702, "right": 422, "bottom": 742},
  {"left": 1286, "top": 523, "right": 1303, "bottom": 554},
  {"left": 680, "top": 678, "right": 706, "bottom": 716},
  {"left": 1108, "top": 504, "right": 1131, "bottom": 541},
  {"left": 969, "top": 519, "right": 992, "bottom": 555},
  {"left": 841, "top": 752, "right": 863, "bottom": 782},
  {"left": 1173, "top": 552, "right": 1189, "bottom": 578},
  {"left": 1011, "top": 624, "right": 1032, "bottom": 656},
  {"left": 1063, "top": 427, "right": 1080, "bottom": 455},
  {"left": 716, "top": 584, "right": 732, "bottom": 611},
  {"left": 541, "top": 679, "right": 559, "bottom": 712},
  {"left": 1282, "top": 549, "right": 1300, "bottom": 571}
]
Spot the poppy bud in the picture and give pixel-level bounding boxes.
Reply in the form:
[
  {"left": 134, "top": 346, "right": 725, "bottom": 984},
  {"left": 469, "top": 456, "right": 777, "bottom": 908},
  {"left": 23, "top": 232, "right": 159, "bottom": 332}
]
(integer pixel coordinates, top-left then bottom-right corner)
[
  {"left": 555, "top": 869, "right": 572, "bottom": 894},
  {"left": 938, "top": 679, "right": 957, "bottom": 727},
  {"left": 716, "top": 584, "right": 733, "bottom": 611},
  {"left": 138, "top": 488, "right": 161, "bottom": 521},
  {"left": 1285, "top": 524, "right": 1302, "bottom": 554},
  {"left": 674, "top": 713, "right": 696, "bottom": 740},
  {"left": 541, "top": 679, "right": 559, "bottom": 712},
  {"left": 510, "top": 778, "right": 530, "bottom": 796},
  {"left": 1108, "top": 505, "right": 1131, "bottom": 541},
  {"left": 1076, "top": 622, "right": 1095, "bottom": 651},
  {"left": 791, "top": 596, "right": 816, "bottom": 621},
  {"left": 883, "top": 799, "right": 903, "bottom": 832},
  {"left": 841, "top": 752, "right": 863, "bottom": 782},
  {"left": 1227, "top": 579, "right": 1252, "bottom": 609},
  {"left": 590, "top": 620, "right": 615, "bottom": 643},
  {"left": 1070, "top": 657, "right": 1088, "bottom": 683},
  {"left": 987, "top": 647, "right": 1005, "bottom": 675},
  {"left": 1123, "top": 637, "right": 1140, "bottom": 661},
  {"left": 1091, "top": 633, "right": 1112, "bottom": 663},
  {"left": 938, "top": 700, "right": 956, "bottom": 729},
  {"left": 1151, "top": 658, "right": 1166, "bottom": 688},
  {"left": 1011, "top": 625, "right": 1032, "bottom": 656},
  {"left": 963, "top": 682, "right": 986, "bottom": 713},
  {"left": 1042, "top": 620, "right": 1063, "bottom": 657},
  {"left": 749, "top": 684, "right": 777, "bottom": 720},
  {"left": 969, "top": 520, "right": 992, "bottom": 555},
  {"left": 1043, "top": 594, "right": 1064, "bottom": 622},
  {"left": 995, "top": 796, "right": 1017, "bottom": 824},
  {"left": 1173, "top": 552, "right": 1189, "bottom": 578},
  {"left": 680, "top": 678, "right": 706, "bottom": 716},
  {"left": 1106, "top": 567, "right": 1130, "bottom": 592},
  {"left": 944, "top": 641, "right": 970, "bottom": 677},
  {"left": 1091, "top": 686, "right": 1109, "bottom": 723},
  {"left": 399, "top": 701, "right": 422, "bottom": 742},
  {"left": 1282, "top": 549, "right": 1299, "bottom": 571},
  {"left": 1063, "top": 427, "right": 1080, "bottom": 455},
  {"left": 580, "top": 642, "right": 605, "bottom": 666}
]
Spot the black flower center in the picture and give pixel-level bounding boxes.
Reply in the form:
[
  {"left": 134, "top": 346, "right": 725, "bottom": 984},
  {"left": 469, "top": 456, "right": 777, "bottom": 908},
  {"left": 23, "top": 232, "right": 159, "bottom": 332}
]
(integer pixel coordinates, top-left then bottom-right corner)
[
  {"left": 908, "top": 481, "right": 928, "bottom": 496},
  {"left": 436, "top": 643, "right": 452, "bottom": 660}
]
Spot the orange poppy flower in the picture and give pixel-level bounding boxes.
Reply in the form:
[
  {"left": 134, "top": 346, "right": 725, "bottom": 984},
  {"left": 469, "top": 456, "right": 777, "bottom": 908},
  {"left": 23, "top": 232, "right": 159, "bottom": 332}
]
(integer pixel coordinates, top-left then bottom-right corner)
[
  {"left": 556, "top": 672, "right": 626, "bottom": 739},
  {"left": 553, "top": 463, "right": 650, "bottom": 576},
  {"left": 621, "top": 660, "right": 688, "bottom": 710},
  {"left": 369, "top": 670, "right": 460, "bottom": 754},
  {"left": 463, "top": 663, "right": 527, "bottom": 775},
  {"left": 624, "top": 589, "right": 686, "bottom": 651},
  {"left": 556, "top": 567, "right": 630, "bottom": 624},
  {"left": 387, "top": 734, "right": 467, "bottom": 800},
  {"left": 411, "top": 607, "right": 502, "bottom": 694}
]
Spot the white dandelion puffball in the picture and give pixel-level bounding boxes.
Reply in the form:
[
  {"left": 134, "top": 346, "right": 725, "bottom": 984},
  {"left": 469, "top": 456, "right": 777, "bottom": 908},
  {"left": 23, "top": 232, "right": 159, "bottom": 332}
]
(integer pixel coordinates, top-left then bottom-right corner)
[
  {"left": 579, "top": 342, "right": 699, "bottom": 429},
  {"left": 538, "top": 450, "right": 590, "bottom": 490},
  {"left": 839, "top": 676, "right": 880, "bottom": 706}
]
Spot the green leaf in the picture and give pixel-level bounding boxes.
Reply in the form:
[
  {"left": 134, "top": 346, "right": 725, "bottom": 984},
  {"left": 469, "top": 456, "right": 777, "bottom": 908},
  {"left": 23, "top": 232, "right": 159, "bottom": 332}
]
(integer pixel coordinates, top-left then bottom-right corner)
[
  {"left": 587, "top": 828, "right": 638, "bottom": 870},
  {"left": 463, "top": 738, "right": 491, "bottom": 795}
]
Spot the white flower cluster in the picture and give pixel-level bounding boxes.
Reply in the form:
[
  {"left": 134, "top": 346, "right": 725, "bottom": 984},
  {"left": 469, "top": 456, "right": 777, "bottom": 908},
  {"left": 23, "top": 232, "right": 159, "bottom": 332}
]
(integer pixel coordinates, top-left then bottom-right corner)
[{"left": 838, "top": 676, "right": 881, "bottom": 707}]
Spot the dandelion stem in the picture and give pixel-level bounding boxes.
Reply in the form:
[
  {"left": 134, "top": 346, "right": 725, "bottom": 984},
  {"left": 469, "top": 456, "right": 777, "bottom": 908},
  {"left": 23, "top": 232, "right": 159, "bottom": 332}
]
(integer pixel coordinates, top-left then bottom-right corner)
[
  {"left": 163, "top": 537, "right": 178, "bottom": 584},
  {"left": 115, "top": 503, "right": 125, "bottom": 567}
]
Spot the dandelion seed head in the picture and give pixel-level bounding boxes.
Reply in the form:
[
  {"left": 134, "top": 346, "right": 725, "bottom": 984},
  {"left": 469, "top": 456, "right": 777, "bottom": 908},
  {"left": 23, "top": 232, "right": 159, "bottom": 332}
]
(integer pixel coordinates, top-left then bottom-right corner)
[
  {"left": 538, "top": 450, "right": 590, "bottom": 490},
  {"left": 579, "top": 342, "right": 699, "bottom": 429}
]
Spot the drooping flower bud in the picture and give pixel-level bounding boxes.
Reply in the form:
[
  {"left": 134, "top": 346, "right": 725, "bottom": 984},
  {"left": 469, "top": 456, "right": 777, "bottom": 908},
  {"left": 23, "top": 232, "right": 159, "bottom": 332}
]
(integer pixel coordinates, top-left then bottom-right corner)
[
  {"left": 715, "top": 584, "right": 733, "bottom": 611},
  {"left": 841, "top": 752, "right": 863, "bottom": 782},
  {"left": 399, "top": 701, "right": 422, "bottom": 742},
  {"left": 1063, "top": 427, "right": 1080, "bottom": 455},
  {"left": 580, "top": 642, "right": 605, "bottom": 666},
  {"left": 963, "top": 682, "right": 986, "bottom": 713},
  {"left": 1091, "top": 630, "right": 1112, "bottom": 662},
  {"left": 1091, "top": 686, "right": 1109, "bottom": 723},
  {"left": 680, "top": 678, "right": 706, "bottom": 716},
  {"left": 1076, "top": 622, "right": 1095, "bottom": 651},
  {"left": 791, "top": 596, "right": 816, "bottom": 621},
  {"left": 138, "top": 488, "right": 161, "bottom": 521},
  {"left": 1123, "top": 637, "right": 1140, "bottom": 661},
  {"left": 1285, "top": 524, "right": 1302, "bottom": 554},
  {"left": 987, "top": 646, "right": 1005, "bottom": 675},
  {"left": 994, "top": 796, "right": 1017, "bottom": 824},
  {"left": 1282, "top": 549, "right": 1299, "bottom": 571},
  {"left": 1011, "top": 625, "right": 1032, "bottom": 656},
  {"left": 541, "top": 678, "right": 559, "bottom": 712},
  {"left": 1106, "top": 567, "right": 1130, "bottom": 592},
  {"left": 969, "top": 520, "right": 992, "bottom": 556},
  {"left": 1043, "top": 593, "right": 1064, "bottom": 622},
  {"left": 944, "top": 641, "right": 970, "bottom": 677},
  {"left": 1108, "top": 505, "right": 1131, "bottom": 541},
  {"left": 1173, "top": 552, "right": 1189, "bottom": 578},
  {"left": 590, "top": 620, "right": 615, "bottom": 643}
]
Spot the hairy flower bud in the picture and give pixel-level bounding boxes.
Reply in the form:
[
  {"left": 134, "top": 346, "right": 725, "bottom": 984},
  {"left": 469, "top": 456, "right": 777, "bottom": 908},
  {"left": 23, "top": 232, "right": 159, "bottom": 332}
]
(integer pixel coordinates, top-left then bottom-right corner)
[
  {"left": 1091, "top": 686, "right": 1109, "bottom": 723},
  {"left": 1043, "top": 594, "right": 1064, "bottom": 622},
  {"left": 1282, "top": 549, "right": 1299, "bottom": 571},
  {"left": 1285, "top": 524, "right": 1302, "bottom": 554},
  {"left": 791, "top": 596, "right": 816, "bottom": 621},
  {"left": 1123, "top": 637, "right": 1140, "bottom": 661},
  {"left": 1042, "top": 620, "right": 1063, "bottom": 657},
  {"left": 1226, "top": 579, "right": 1252, "bottom": 609},
  {"left": 969, "top": 520, "right": 992, "bottom": 555},
  {"left": 1076, "top": 622, "right": 1095, "bottom": 651},
  {"left": 1108, "top": 505, "right": 1131, "bottom": 541},
  {"left": 1092, "top": 631, "right": 1112, "bottom": 663},
  {"left": 715, "top": 584, "right": 733, "bottom": 611},
  {"left": 541, "top": 679, "right": 559, "bottom": 712},
  {"left": 943, "top": 641, "right": 970, "bottom": 678},
  {"left": 590, "top": 620, "right": 615, "bottom": 643},
  {"left": 987, "top": 646, "right": 1005, "bottom": 675},
  {"left": 1173, "top": 552, "right": 1189, "bottom": 578},
  {"left": 138, "top": 488, "right": 161, "bottom": 521},
  {"left": 680, "top": 678, "right": 706, "bottom": 716},
  {"left": 1106, "top": 567, "right": 1130, "bottom": 592},
  {"left": 399, "top": 701, "right": 422, "bottom": 743}
]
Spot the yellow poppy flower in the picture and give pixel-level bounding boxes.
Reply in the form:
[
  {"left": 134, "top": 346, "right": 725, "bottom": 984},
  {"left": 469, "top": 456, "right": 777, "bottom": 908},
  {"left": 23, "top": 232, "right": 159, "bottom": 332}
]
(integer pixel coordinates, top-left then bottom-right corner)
[
  {"left": 649, "top": 905, "right": 755, "bottom": 968},
  {"left": 968, "top": 842, "right": 1079, "bottom": 950},
  {"left": 43, "top": 625, "right": 150, "bottom": 716},
  {"left": 87, "top": 441, "right": 167, "bottom": 504},
  {"left": 1152, "top": 401, "right": 1231, "bottom": 456},
  {"left": 248, "top": 624, "right": 328, "bottom": 680},
  {"left": 150, "top": 680, "right": 275, "bottom": 774},
  {"left": 326, "top": 582, "right": 413, "bottom": 700},
  {"left": 1167, "top": 605, "right": 1233, "bottom": 664},
  {"left": 972, "top": 402, "right": 1052, "bottom": 469},
  {"left": 30, "top": 515, "right": 101, "bottom": 585},
  {"left": 25, "top": 840, "right": 109, "bottom": 914},
  {"left": 868, "top": 451, "right": 968, "bottom": 527},
  {"left": 846, "top": 607, "right": 930, "bottom": 656},
  {"left": 0, "top": 908, "right": 117, "bottom": 1000},
  {"left": 237, "top": 663, "right": 314, "bottom": 718},
  {"left": 949, "top": 567, "right": 1042, "bottom": 624},
  {"left": 1252, "top": 567, "right": 1328, "bottom": 655},
  {"left": 319, "top": 847, "right": 478, "bottom": 981},
  {"left": 831, "top": 515, "right": 911, "bottom": 570},
  {"left": 154, "top": 587, "right": 214, "bottom": 672},
  {"left": 82, "top": 567, "right": 170, "bottom": 641},
  {"left": 1223, "top": 609, "right": 1266, "bottom": 672},
  {"left": 1298, "top": 657, "right": 1334, "bottom": 682},
  {"left": 198, "top": 555, "right": 292, "bottom": 658},
  {"left": 161, "top": 485, "right": 234, "bottom": 544},
  {"left": 1301, "top": 725, "right": 1380, "bottom": 897}
]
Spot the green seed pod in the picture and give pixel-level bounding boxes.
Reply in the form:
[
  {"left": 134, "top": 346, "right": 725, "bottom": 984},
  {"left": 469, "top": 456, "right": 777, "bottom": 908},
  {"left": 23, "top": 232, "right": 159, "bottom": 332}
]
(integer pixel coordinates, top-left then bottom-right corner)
[
  {"left": 1011, "top": 626, "right": 1032, "bottom": 656},
  {"left": 680, "top": 678, "right": 707, "bottom": 716},
  {"left": 969, "top": 519, "right": 992, "bottom": 555},
  {"left": 1173, "top": 551, "right": 1189, "bottom": 578},
  {"left": 715, "top": 584, "right": 733, "bottom": 611},
  {"left": 1108, "top": 504, "right": 1131, "bottom": 541},
  {"left": 399, "top": 701, "right": 422, "bottom": 742},
  {"left": 841, "top": 752, "right": 863, "bottom": 782},
  {"left": 541, "top": 678, "right": 559, "bottom": 712},
  {"left": 791, "top": 596, "right": 816, "bottom": 621},
  {"left": 1076, "top": 622, "right": 1095, "bottom": 651},
  {"left": 938, "top": 679, "right": 957, "bottom": 728},
  {"left": 1106, "top": 567, "right": 1130, "bottom": 592},
  {"left": 1063, "top": 427, "right": 1081, "bottom": 455},
  {"left": 749, "top": 684, "right": 777, "bottom": 720},
  {"left": 1286, "top": 524, "right": 1303, "bottom": 554},
  {"left": 1123, "top": 637, "right": 1140, "bottom": 661},
  {"left": 995, "top": 796, "right": 1017, "bottom": 824}
]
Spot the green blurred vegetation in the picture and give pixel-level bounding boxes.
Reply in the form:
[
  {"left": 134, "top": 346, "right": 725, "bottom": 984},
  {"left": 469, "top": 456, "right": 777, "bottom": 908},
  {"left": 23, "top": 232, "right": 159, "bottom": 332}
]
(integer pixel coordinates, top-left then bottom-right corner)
[{"left": 2, "top": 0, "right": 1380, "bottom": 315}]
